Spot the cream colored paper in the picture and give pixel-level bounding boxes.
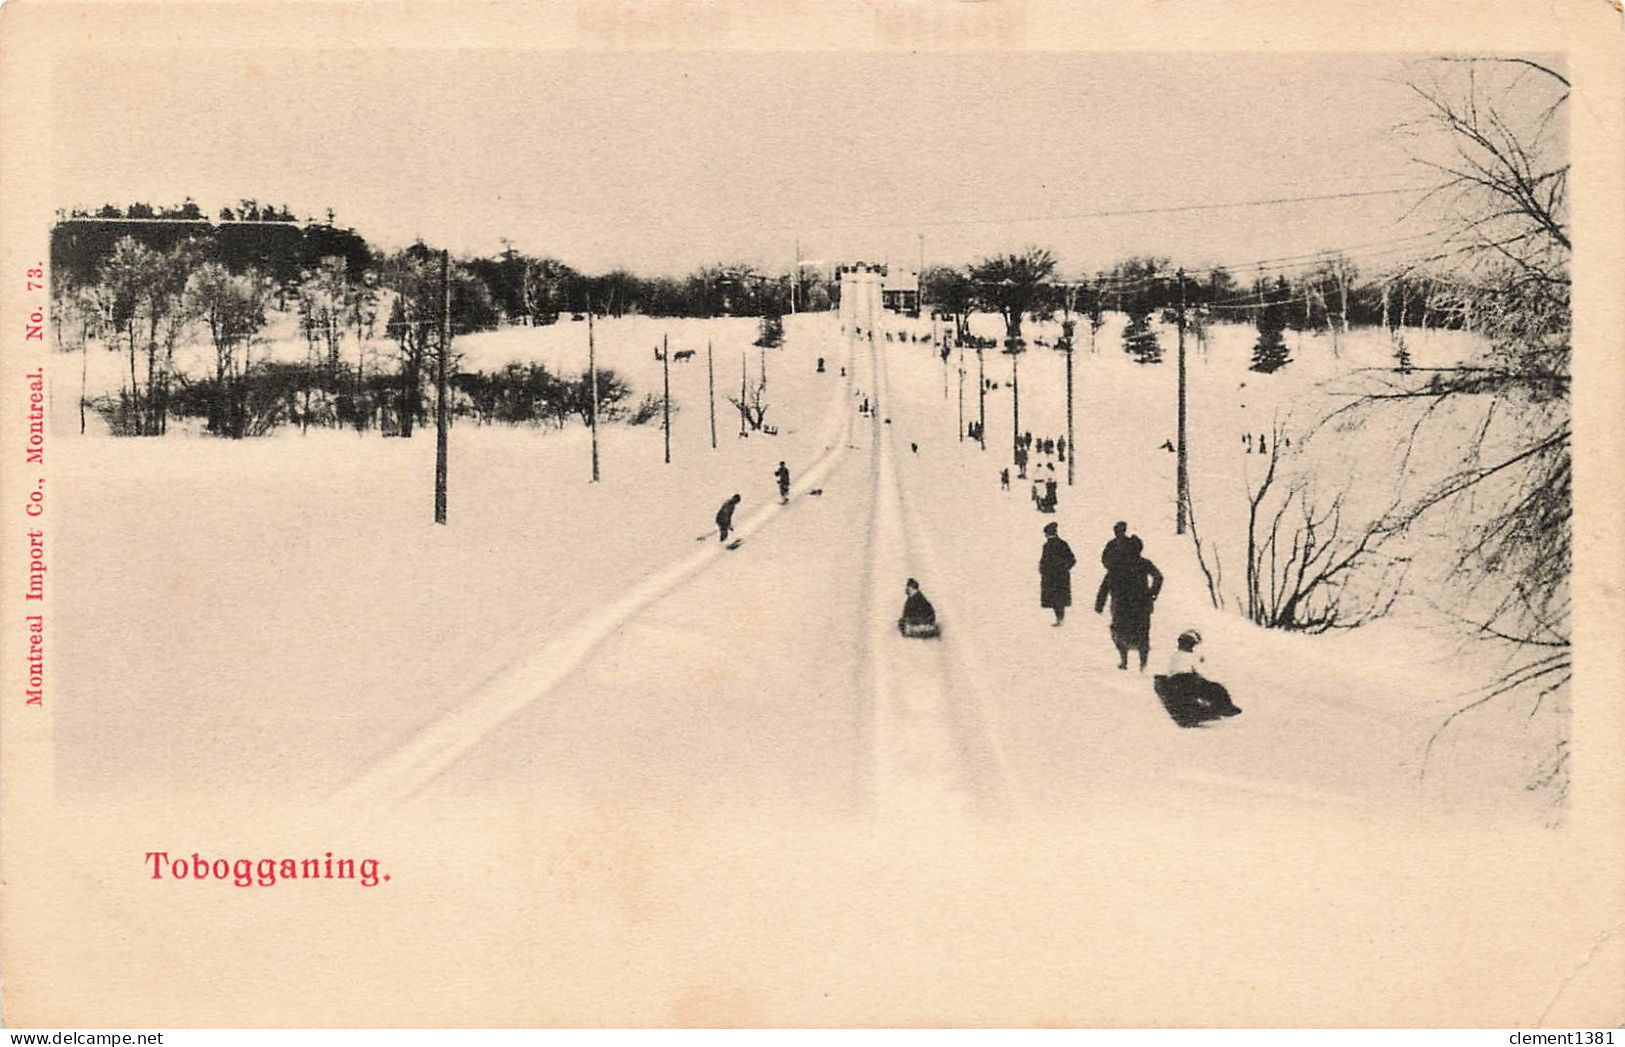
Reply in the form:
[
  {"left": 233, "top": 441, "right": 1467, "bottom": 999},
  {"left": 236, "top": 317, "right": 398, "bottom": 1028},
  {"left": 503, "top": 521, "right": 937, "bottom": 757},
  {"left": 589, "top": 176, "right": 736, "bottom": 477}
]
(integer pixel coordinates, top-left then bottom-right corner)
[{"left": 2, "top": 0, "right": 1621, "bottom": 1027}]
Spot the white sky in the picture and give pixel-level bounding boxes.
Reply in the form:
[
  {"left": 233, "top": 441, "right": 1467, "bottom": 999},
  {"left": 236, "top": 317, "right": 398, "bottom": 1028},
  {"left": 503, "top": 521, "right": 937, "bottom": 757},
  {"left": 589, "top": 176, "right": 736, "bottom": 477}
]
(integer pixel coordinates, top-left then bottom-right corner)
[{"left": 49, "top": 50, "right": 1537, "bottom": 277}]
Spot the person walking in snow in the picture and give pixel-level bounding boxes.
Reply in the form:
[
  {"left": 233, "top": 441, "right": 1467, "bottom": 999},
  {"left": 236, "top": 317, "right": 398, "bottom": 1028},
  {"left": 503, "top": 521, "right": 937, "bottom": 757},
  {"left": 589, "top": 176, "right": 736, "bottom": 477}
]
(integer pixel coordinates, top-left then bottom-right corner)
[
  {"left": 1095, "top": 535, "right": 1163, "bottom": 670},
  {"left": 775, "top": 461, "right": 791, "bottom": 504},
  {"left": 1000, "top": 468, "right": 1010, "bottom": 491},
  {"left": 1101, "top": 521, "right": 1135, "bottom": 571},
  {"left": 716, "top": 493, "right": 742, "bottom": 543},
  {"left": 1038, "top": 522, "right": 1077, "bottom": 626}
]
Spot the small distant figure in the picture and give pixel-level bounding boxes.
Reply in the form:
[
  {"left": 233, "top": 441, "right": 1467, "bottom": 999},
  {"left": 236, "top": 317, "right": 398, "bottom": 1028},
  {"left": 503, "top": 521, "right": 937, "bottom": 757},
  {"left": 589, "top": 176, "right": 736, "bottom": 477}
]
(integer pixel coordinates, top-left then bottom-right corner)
[
  {"left": 716, "top": 493, "right": 742, "bottom": 543},
  {"left": 1015, "top": 446, "right": 1029, "bottom": 479},
  {"left": 840, "top": 367, "right": 846, "bottom": 377},
  {"left": 1039, "top": 522, "right": 1077, "bottom": 627},
  {"left": 898, "top": 578, "right": 940, "bottom": 638},
  {"left": 1258, "top": 432, "right": 1268, "bottom": 455},
  {"left": 910, "top": 442, "right": 918, "bottom": 454},
  {"left": 775, "top": 461, "right": 791, "bottom": 504},
  {"left": 1154, "top": 630, "right": 1243, "bottom": 727},
  {"left": 1243, "top": 433, "right": 1252, "bottom": 452},
  {"left": 1101, "top": 521, "right": 1134, "bottom": 571},
  {"left": 1000, "top": 468, "right": 1010, "bottom": 491},
  {"left": 1057, "top": 436, "right": 1066, "bottom": 461},
  {"left": 1095, "top": 536, "right": 1163, "bottom": 671},
  {"left": 817, "top": 357, "right": 826, "bottom": 373},
  {"left": 860, "top": 397, "right": 869, "bottom": 415},
  {"left": 1041, "top": 477, "right": 1058, "bottom": 513}
]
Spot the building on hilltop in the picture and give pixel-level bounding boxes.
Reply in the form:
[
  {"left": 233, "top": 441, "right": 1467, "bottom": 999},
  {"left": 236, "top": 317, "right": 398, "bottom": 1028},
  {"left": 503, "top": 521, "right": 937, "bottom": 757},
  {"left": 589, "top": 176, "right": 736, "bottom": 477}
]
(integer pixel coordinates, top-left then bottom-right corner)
[{"left": 836, "top": 262, "right": 919, "bottom": 321}]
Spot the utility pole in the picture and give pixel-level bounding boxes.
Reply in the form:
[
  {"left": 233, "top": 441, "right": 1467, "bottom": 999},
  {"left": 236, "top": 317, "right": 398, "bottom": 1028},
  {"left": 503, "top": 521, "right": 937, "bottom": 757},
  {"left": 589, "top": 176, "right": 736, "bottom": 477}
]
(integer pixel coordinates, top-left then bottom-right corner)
[
  {"left": 1010, "top": 338, "right": 1021, "bottom": 463},
  {"left": 917, "top": 232, "right": 925, "bottom": 315},
  {"left": 434, "top": 249, "right": 451, "bottom": 524},
  {"left": 1176, "top": 268, "right": 1189, "bottom": 535},
  {"left": 707, "top": 339, "right": 717, "bottom": 449},
  {"left": 662, "top": 333, "right": 671, "bottom": 464},
  {"left": 588, "top": 307, "right": 600, "bottom": 483},
  {"left": 1063, "top": 287, "right": 1076, "bottom": 488},
  {"left": 976, "top": 343, "right": 986, "bottom": 449},
  {"left": 792, "top": 238, "right": 800, "bottom": 314},
  {"left": 739, "top": 352, "right": 747, "bottom": 437},
  {"left": 957, "top": 337, "right": 965, "bottom": 442}
]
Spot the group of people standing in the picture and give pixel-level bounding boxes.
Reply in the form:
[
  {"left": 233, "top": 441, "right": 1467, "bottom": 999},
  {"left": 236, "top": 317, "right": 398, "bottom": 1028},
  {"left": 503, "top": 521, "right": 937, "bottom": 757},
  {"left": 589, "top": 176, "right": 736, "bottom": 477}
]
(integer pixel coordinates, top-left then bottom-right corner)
[
  {"left": 1037, "top": 520, "right": 1239, "bottom": 726},
  {"left": 901, "top": 518, "right": 1236, "bottom": 728},
  {"left": 1039, "top": 521, "right": 1162, "bottom": 671}
]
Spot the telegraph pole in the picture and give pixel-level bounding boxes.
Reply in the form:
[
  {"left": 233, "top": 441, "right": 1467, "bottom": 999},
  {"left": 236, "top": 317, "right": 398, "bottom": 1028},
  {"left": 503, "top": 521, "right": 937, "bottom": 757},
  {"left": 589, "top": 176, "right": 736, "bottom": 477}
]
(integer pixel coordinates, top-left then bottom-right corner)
[
  {"left": 434, "top": 249, "right": 451, "bottom": 524},
  {"left": 1176, "top": 268, "right": 1189, "bottom": 535},
  {"left": 1008, "top": 333, "right": 1022, "bottom": 462},
  {"left": 662, "top": 333, "right": 671, "bottom": 464},
  {"left": 976, "top": 343, "right": 986, "bottom": 449},
  {"left": 588, "top": 307, "right": 600, "bottom": 483},
  {"left": 1063, "top": 288, "right": 1076, "bottom": 488},
  {"left": 739, "top": 352, "right": 747, "bottom": 437},
  {"left": 957, "top": 337, "right": 965, "bottom": 442},
  {"left": 707, "top": 339, "right": 717, "bottom": 449}
]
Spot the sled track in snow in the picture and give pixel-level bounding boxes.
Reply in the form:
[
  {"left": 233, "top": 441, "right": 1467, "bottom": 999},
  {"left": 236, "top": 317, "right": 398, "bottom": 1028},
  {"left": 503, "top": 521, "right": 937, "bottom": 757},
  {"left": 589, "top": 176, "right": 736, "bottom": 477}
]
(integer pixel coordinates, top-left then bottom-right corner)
[
  {"left": 330, "top": 334, "right": 863, "bottom": 811},
  {"left": 854, "top": 327, "right": 1013, "bottom": 819}
]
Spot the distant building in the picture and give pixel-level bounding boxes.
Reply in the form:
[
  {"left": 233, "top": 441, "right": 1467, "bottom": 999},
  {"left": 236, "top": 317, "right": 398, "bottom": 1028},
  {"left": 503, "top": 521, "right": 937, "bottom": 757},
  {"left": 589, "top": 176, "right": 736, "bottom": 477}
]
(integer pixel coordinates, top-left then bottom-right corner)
[{"left": 837, "top": 262, "right": 919, "bottom": 321}]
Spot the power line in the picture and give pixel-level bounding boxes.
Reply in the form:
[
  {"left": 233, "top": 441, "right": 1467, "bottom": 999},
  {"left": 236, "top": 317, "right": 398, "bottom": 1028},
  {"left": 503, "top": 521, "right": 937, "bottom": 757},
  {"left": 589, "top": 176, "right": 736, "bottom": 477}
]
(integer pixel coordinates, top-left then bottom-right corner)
[
  {"left": 1073, "top": 229, "right": 1450, "bottom": 295},
  {"left": 807, "top": 184, "right": 1433, "bottom": 234}
]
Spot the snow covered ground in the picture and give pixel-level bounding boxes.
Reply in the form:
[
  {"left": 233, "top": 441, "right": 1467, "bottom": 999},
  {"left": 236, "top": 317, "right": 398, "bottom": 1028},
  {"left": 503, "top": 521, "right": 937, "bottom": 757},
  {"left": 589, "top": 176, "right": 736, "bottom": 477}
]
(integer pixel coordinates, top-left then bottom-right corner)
[{"left": 49, "top": 298, "right": 1559, "bottom": 823}]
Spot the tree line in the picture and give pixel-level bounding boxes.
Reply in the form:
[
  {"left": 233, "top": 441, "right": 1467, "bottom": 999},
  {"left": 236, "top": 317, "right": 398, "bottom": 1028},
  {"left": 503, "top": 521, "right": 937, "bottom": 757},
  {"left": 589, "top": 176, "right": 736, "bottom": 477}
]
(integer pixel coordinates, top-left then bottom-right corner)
[
  {"left": 49, "top": 207, "right": 831, "bottom": 440},
  {"left": 923, "top": 247, "right": 1497, "bottom": 376}
]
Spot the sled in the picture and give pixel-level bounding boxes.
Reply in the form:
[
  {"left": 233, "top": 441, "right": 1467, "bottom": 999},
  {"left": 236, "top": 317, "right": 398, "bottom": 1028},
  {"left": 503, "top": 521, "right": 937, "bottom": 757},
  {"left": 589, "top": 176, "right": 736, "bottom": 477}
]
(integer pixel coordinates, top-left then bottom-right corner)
[
  {"left": 1152, "top": 674, "right": 1241, "bottom": 728},
  {"left": 898, "top": 619, "right": 941, "bottom": 639},
  {"left": 725, "top": 538, "right": 745, "bottom": 550}
]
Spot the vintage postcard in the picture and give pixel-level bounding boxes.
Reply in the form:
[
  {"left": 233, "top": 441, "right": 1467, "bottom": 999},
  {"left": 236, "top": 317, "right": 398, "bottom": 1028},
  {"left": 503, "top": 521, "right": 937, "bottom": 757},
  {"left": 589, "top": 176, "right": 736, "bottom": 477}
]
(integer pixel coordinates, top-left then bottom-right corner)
[{"left": 2, "top": 0, "right": 1621, "bottom": 1028}]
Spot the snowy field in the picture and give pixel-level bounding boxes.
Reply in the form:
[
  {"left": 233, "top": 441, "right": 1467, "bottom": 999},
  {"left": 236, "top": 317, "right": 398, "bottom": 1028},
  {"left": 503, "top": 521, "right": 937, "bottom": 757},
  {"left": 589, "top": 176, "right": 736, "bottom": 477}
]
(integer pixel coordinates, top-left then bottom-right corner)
[{"left": 49, "top": 300, "right": 1559, "bottom": 822}]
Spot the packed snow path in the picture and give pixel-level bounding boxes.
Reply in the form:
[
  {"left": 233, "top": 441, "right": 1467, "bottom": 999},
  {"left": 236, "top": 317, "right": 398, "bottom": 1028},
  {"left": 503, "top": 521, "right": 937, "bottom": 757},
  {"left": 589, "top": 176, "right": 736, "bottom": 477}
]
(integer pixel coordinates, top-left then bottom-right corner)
[
  {"left": 337, "top": 321, "right": 1012, "bottom": 819},
  {"left": 323, "top": 302, "right": 1540, "bottom": 822}
]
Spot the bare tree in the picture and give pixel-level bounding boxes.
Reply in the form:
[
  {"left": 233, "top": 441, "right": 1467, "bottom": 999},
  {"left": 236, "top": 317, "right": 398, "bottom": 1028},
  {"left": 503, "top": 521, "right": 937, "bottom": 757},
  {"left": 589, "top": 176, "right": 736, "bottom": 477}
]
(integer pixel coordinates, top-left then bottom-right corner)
[
  {"left": 185, "top": 263, "right": 271, "bottom": 437},
  {"left": 1336, "top": 57, "right": 1572, "bottom": 797},
  {"left": 726, "top": 374, "right": 772, "bottom": 433},
  {"left": 1187, "top": 422, "right": 1407, "bottom": 632}
]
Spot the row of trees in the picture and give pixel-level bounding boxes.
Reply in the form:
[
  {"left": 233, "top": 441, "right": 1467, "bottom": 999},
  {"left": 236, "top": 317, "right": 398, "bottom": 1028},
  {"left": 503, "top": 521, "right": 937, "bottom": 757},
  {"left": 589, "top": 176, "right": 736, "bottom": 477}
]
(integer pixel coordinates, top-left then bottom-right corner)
[
  {"left": 922, "top": 240, "right": 1525, "bottom": 378},
  {"left": 56, "top": 235, "right": 633, "bottom": 439},
  {"left": 465, "top": 248, "right": 824, "bottom": 323}
]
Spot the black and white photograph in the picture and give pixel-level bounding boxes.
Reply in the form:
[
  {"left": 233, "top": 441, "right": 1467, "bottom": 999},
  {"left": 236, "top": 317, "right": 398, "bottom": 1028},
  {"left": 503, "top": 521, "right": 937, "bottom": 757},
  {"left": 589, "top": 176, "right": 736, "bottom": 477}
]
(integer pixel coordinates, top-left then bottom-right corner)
[{"left": 2, "top": 0, "right": 1621, "bottom": 1029}]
